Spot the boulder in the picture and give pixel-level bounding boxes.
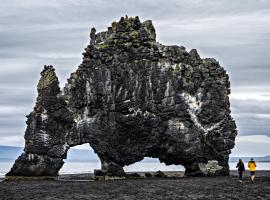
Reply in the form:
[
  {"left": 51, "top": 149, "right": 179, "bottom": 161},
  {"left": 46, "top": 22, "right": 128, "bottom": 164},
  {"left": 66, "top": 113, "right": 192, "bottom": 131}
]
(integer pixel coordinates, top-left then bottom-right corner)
[{"left": 198, "top": 160, "right": 224, "bottom": 176}]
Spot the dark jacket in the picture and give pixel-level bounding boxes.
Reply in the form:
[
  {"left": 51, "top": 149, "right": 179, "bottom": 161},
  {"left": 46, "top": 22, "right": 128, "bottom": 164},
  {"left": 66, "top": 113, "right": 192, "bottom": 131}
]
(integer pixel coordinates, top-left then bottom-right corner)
[{"left": 236, "top": 161, "right": 245, "bottom": 172}]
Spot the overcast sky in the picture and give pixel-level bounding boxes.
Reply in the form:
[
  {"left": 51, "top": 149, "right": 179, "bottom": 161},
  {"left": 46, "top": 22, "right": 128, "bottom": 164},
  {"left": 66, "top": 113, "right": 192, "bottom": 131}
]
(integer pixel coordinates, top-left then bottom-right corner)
[{"left": 0, "top": 0, "right": 270, "bottom": 157}]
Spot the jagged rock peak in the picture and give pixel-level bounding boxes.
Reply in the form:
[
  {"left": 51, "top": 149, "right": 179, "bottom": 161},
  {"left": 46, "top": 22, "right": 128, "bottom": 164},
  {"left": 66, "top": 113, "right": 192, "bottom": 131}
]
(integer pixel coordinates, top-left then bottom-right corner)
[
  {"left": 37, "top": 65, "right": 59, "bottom": 93},
  {"left": 89, "top": 16, "right": 156, "bottom": 47}
]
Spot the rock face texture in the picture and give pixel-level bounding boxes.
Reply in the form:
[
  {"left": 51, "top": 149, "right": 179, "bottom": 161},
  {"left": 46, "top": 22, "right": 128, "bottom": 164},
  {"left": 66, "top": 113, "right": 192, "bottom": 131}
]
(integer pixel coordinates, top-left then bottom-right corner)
[{"left": 7, "top": 16, "right": 237, "bottom": 177}]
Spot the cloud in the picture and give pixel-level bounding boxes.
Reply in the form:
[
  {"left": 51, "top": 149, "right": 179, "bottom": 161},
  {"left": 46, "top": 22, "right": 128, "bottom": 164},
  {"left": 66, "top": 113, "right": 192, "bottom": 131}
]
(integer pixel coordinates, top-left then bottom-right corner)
[
  {"left": 229, "top": 88, "right": 270, "bottom": 136},
  {"left": 0, "top": 105, "right": 30, "bottom": 114},
  {"left": 0, "top": 136, "right": 25, "bottom": 147}
]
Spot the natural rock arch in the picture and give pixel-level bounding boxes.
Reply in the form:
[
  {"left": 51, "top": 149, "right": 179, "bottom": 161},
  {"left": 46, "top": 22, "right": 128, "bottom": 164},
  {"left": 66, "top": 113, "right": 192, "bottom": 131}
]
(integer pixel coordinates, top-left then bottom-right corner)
[{"left": 6, "top": 16, "right": 237, "bottom": 178}]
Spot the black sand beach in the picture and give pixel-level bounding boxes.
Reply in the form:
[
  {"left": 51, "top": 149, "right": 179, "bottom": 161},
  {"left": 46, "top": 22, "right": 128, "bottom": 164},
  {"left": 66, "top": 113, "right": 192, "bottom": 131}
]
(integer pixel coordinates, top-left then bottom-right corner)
[{"left": 0, "top": 171, "right": 269, "bottom": 200}]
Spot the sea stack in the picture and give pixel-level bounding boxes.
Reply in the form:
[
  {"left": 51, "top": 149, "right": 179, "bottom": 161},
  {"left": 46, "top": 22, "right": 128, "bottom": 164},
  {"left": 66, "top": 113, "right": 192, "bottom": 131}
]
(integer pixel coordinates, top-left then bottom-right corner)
[{"left": 6, "top": 16, "right": 237, "bottom": 178}]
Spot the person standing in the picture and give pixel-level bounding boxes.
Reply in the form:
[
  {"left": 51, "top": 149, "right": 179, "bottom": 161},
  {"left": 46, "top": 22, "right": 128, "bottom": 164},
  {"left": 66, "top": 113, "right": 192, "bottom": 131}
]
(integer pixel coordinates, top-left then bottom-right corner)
[
  {"left": 236, "top": 159, "right": 245, "bottom": 182},
  {"left": 248, "top": 158, "right": 257, "bottom": 183}
]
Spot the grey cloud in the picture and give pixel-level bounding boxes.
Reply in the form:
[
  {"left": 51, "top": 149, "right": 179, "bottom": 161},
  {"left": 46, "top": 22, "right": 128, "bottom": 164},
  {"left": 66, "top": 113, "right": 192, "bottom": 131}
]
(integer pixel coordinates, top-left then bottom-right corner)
[
  {"left": 231, "top": 99, "right": 270, "bottom": 115},
  {"left": 0, "top": 123, "right": 26, "bottom": 137},
  {"left": 0, "top": 121, "right": 25, "bottom": 133},
  {"left": 231, "top": 98, "right": 270, "bottom": 136},
  {"left": 0, "top": 89, "right": 34, "bottom": 104},
  {"left": 233, "top": 114, "right": 270, "bottom": 136}
]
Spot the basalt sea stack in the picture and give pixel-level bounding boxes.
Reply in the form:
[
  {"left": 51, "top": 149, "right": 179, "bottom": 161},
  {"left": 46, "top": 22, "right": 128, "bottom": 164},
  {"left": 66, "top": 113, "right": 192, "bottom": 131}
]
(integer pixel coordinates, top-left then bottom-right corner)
[{"left": 6, "top": 16, "right": 237, "bottom": 178}]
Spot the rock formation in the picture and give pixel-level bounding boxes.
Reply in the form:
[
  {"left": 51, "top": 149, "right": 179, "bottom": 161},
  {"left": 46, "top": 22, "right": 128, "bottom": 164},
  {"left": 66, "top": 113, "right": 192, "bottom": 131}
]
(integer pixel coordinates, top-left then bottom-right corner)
[{"left": 6, "top": 16, "right": 237, "bottom": 178}]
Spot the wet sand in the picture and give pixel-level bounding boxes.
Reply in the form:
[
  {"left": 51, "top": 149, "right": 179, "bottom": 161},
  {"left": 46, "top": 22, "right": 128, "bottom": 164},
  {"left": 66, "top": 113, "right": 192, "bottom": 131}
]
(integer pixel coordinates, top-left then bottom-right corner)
[{"left": 0, "top": 171, "right": 269, "bottom": 200}]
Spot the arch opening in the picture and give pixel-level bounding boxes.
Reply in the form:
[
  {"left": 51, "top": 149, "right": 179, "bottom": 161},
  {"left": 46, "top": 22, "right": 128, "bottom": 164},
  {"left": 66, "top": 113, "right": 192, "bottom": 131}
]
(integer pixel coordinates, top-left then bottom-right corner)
[
  {"left": 59, "top": 143, "right": 101, "bottom": 175},
  {"left": 124, "top": 157, "right": 185, "bottom": 177}
]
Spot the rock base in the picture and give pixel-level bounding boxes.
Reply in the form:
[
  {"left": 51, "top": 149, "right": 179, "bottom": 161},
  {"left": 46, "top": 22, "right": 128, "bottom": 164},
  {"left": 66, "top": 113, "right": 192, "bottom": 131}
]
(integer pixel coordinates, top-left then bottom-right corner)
[{"left": 5, "top": 176, "right": 58, "bottom": 181}]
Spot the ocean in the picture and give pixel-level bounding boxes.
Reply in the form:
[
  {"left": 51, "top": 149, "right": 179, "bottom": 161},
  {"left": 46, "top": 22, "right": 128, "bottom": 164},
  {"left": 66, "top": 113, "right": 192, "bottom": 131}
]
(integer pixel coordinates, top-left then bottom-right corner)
[{"left": 1, "top": 161, "right": 270, "bottom": 178}]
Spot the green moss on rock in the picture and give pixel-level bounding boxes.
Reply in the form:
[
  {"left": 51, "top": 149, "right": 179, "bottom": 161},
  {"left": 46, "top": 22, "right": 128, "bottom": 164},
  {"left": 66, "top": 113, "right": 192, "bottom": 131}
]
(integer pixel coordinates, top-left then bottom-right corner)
[
  {"left": 97, "top": 43, "right": 109, "bottom": 49},
  {"left": 130, "top": 30, "right": 138, "bottom": 39}
]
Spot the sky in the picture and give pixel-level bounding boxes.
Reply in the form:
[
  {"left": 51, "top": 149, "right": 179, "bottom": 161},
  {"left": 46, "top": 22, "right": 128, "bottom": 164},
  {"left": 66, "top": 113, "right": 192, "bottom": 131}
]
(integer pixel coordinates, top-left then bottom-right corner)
[{"left": 0, "top": 0, "right": 270, "bottom": 157}]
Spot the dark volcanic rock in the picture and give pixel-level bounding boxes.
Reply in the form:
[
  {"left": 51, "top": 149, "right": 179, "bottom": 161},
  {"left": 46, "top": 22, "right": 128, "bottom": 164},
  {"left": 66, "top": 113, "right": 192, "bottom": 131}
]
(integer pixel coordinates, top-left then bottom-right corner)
[{"left": 7, "top": 16, "right": 237, "bottom": 178}]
